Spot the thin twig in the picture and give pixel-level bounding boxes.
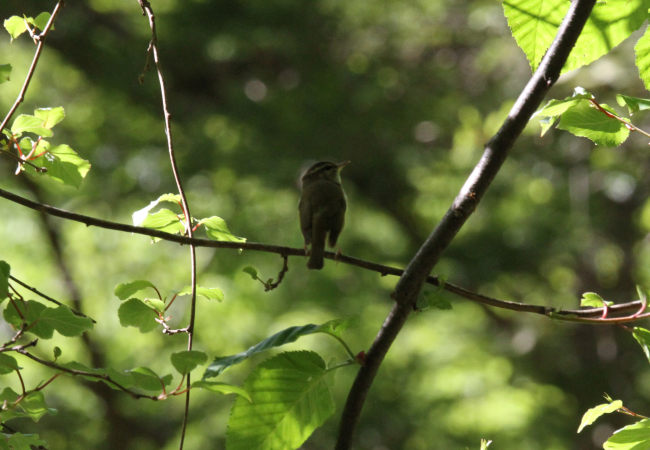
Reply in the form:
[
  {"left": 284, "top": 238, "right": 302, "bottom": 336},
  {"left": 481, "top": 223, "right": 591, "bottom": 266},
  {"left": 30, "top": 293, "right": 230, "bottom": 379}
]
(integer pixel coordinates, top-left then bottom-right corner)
[
  {"left": 265, "top": 255, "right": 289, "bottom": 291},
  {"left": 9, "top": 275, "right": 96, "bottom": 323},
  {"left": 16, "top": 347, "right": 159, "bottom": 400},
  {"left": 0, "top": 186, "right": 644, "bottom": 320},
  {"left": 334, "top": 0, "right": 598, "bottom": 447},
  {"left": 0, "top": 0, "right": 65, "bottom": 134},
  {"left": 135, "top": 2, "right": 197, "bottom": 448}
]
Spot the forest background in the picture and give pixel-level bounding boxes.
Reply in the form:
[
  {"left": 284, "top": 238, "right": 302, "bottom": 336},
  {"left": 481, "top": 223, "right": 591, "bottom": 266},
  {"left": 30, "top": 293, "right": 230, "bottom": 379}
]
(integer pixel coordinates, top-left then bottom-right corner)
[{"left": 1, "top": 0, "right": 649, "bottom": 449}]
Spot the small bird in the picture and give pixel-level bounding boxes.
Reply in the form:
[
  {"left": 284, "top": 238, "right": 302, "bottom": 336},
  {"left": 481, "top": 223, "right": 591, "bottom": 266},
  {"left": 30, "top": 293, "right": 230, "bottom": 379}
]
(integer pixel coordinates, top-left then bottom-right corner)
[{"left": 299, "top": 161, "right": 349, "bottom": 269}]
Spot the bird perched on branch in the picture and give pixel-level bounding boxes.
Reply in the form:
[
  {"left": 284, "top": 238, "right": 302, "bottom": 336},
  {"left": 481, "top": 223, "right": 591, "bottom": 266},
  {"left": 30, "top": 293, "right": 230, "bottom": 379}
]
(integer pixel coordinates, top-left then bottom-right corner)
[{"left": 299, "top": 161, "right": 349, "bottom": 270}]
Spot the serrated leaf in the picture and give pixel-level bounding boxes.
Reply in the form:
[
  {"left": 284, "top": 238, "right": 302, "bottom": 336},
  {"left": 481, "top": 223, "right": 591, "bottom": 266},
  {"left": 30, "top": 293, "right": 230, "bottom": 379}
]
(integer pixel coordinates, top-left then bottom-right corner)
[
  {"left": 33, "top": 12, "right": 51, "bottom": 31},
  {"left": 171, "top": 350, "right": 208, "bottom": 375},
  {"left": 29, "top": 143, "right": 91, "bottom": 188},
  {"left": 242, "top": 266, "right": 258, "bottom": 279},
  {"left": 34, "top": 107, "right": 64, "bottom": 129},
  {"left": 39, "top": 305, "right": 94, "bottom": 337},
  {"left": 633, "top": 328, "right": 650, "bottom": 362},
  {"left": 19, "top": 391, "right": 56, "bottom": 422},
  {"left": 0, "top": 353, "right": 21, "bottom": 375},
  {"left": 204, "top": 324, "right": 321, "bottom": 378},
  {"left": 604, "top": 418, "right": 650, "bottom": 450},
  {"left": 192, "top": 381, "right": 251, "bottom": 401},
  {"left": 578, "top": 401, "right": 623, "bottom": 432},
  {"left": 616, "top": 94, "right": 650, "bottom": 115},
  {"left": 4, "top": 299, "right": 53, "bottom": 339},
  {"left": 58, "top": 361, "right": 135, "bottom": 390},
  {"left": 4, "top": 16, "right": 28, "bottom": 40},
  {"left": 176, "top": 285, "right": 224, "bottom": 302},
  {"left": 129, "top": 367, "right": 173, "bottom": 391},
  {"left": 504, "top": 0, "right": 650, "bottom": 73},
  {"left": 114, "top": 280, "right": 157, "bottom": 300},
  {"left": 7, "top": 432, "right": 48, "bottom": 450},
  {"left": 118, "top": 298, "right": 158, "bottom": 333},
  {"left": 0, "top": 260, "right": 9, "bottom": 300},
  {"left": 558, "top": 102, "right": 629, "bottom": 147},
  {"left": 226, "top": 351, "right": 335, "bottom": 450},
  {"left": 0, "top": 64, "right": 11, "bottom": 84},
  {"left": 200, "top": 216, "right": 246, "bottom": 243}
]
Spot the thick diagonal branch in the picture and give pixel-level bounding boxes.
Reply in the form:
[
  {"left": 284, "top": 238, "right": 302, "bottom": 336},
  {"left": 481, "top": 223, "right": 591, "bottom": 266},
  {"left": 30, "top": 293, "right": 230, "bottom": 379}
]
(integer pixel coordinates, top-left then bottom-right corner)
[{"left": 334, "top": 0, "right": 598, "bottom": 448}]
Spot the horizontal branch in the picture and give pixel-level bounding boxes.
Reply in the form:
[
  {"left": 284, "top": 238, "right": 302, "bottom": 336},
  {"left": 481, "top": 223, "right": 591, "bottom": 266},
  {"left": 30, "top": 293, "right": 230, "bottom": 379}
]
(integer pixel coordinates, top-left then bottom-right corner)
[{"left": 0, "top": 186, "right": 639, "bottom": 319}]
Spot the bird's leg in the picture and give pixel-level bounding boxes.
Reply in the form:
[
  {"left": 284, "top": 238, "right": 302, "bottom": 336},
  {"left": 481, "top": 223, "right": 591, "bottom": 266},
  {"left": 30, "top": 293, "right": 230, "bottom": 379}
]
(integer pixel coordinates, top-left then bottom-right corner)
[{"left": 334, "top": 246, "right": 343, "bottom": 265}]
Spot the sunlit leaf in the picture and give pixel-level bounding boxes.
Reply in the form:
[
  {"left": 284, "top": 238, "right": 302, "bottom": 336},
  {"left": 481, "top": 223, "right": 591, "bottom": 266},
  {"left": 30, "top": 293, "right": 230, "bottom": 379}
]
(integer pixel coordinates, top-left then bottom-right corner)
[
  {"left": 578, "top": 401, "right": 623, "bottom": 432},
  {"left": 176, "top": 285, "right": 224, "bottom": 302},
  {"left": 557, "top": 102, "right": 629, "bottom": 147},
  {"left": 616, "top": 94, "right": 650, "bottom": 115},
  {"left": 192, "top": 381, "right": 251, "bottom": 401},
  {"left": 633, "top": 328, "right": 650, "bottom": 362},
  {"left": 4, "top": 16, "right": 28, "bottom": 40},
  {"left": 604, "top": 419, "right": 650, "bottom": 450},
  {"left": 200, "top": 216, "right": 246, "bottom": 243},
  {"left": 19, "top": 391, "right": 57, "bottom": 422},
  {"left": 30, "top": 143, "right": 91, "bottom": 188},
  {"left": 34, "top": 107, "right": 65, "bottom": 129},
  {"left": 226, "top": 351, "right": 335, "bottom": 450},
  {"left": 11, "top": 115, "right": 51, "bottom": 137}
]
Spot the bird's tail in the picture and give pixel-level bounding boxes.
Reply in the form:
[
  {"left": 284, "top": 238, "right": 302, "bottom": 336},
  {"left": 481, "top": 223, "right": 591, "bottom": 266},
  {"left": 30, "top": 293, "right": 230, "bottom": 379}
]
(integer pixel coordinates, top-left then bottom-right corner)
[{"left": 307, "top": 222, "right": 327, "bottom": 270}]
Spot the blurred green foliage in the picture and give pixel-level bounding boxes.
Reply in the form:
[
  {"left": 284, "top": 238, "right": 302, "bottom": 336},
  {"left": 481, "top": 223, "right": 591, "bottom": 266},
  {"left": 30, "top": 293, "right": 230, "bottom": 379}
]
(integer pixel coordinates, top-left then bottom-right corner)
[{"left": 2, "top": 0, "right": 650, "bottom": 449}]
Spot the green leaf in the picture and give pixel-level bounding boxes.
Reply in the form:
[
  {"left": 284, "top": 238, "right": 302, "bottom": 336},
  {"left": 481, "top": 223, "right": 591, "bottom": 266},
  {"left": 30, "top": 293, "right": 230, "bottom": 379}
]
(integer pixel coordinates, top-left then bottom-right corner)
[
  {"left": 421, "top": 290, "right": 453, "bottom": 310},
  {"left": 6, "top": 432, "right": 48, "bottom": 450},
  {"left": 0, "top": 388, "right": 27, "bottom": 422},
  {"left": 129, "top": 367, "right": 173, "bottom": 391},
  {"left": 4, "top": 16, "right": 28, "bottom": 40},
  {"left": 29, "top": 143, "right": 91, "bottom": 188},
  {"left": 604, "top": 418, "right": 650, "bottom": 450},
  {"left": 11, "top": 115, "right": 51, "bottom": 137},
  {"left": 177, "top": 285, "right": 224, "bottom": 302},
  {"left": 138, "top": 209, "right": 182, "bottom": 230},
  {"left": 242, "top": 266, "right": 258, "bottom": 279},
  {"left": 114, "top": 280, "right": 157, "bottom": 300},
  {"left": 557, "top": 102, "right": 629, "bottom": 147},
  {"left": 143, "top": 298, "right": 166, "bottom": 313},
  {"left": 616, "top": 94, "right": 650, "bottom": 115},
  {"left": 0, "top": 353, "right": 21, "bottom": 375},
  {"left": 200, "top": 216, "right": 246, "bottom": 243},
  {"left": 578, "top": 401, "right": 623, "bottom": 432},
  {"left": 192, "top": 381, "right": 251, "bottom": 401},
  {"left": 636, "top": 26, "right": 650, "bottom": 91},
  {"left": 53, "top": 347, "right": 62, "bottom": 359},
  {"left": 313, "top": 316, "right": 359, "bottom": 339},
  {"left": 633, "top": 327, "right": 650, "bottom": 362},
  {"left": 33, "top": 12, "right": 51, "bottom": 31},
  {"left": 39, "top": 305, "right": 94, "bottom": 337},
  {"left": 0, "top": 64, "right": 11, "bottom": 84},
  {"left": 204, "top": 324, "right": 321, "bottom": 378},
  {"left": 226, "top": 351, "right": 335, "bottom": 450},
  {"left": 581, "top": 292, "right": 613, "bottom": 308},
  {"left": 480, "top": 439, "right": 492, "bottom": 450},
  {"left": 118, "top": 298, "right": 159, "bottom": 333},
  {"left": 132, "top": 194, "right": 182, "bottom": 226},
  {"left": 4, "top": 299, "right": 53, "bottom": 339},
  {"left": 34, "top": 107, "right": 65, "bottom": 129},
  {"left": 171, "top": 350, "right": 208, "bottom": 375},
  {"left": 504, "top": 0, "right": 650, "bottom": 73},
  {"left": 0, "top": 260, "right": 9, "bottom": 300},
  {"left": 59, "top": 361, "right": 135, "bottom": 390},
  {"left": 19, "top": 391, "right": 57, "bottom": 422}
]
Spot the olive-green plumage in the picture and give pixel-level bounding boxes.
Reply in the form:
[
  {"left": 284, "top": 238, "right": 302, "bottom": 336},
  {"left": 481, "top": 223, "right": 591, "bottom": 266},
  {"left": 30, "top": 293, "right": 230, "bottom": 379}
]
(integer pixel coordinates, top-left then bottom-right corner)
[{"left": 299, "top": 161, "right": 349, "bottom": 269}]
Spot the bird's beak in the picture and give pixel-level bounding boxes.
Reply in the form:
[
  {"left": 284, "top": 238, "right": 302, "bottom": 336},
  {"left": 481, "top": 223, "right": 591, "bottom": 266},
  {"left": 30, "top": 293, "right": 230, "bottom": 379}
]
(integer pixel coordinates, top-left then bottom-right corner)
[{"left": 337, "top": 161, "right": 351, "bottom": 171}]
